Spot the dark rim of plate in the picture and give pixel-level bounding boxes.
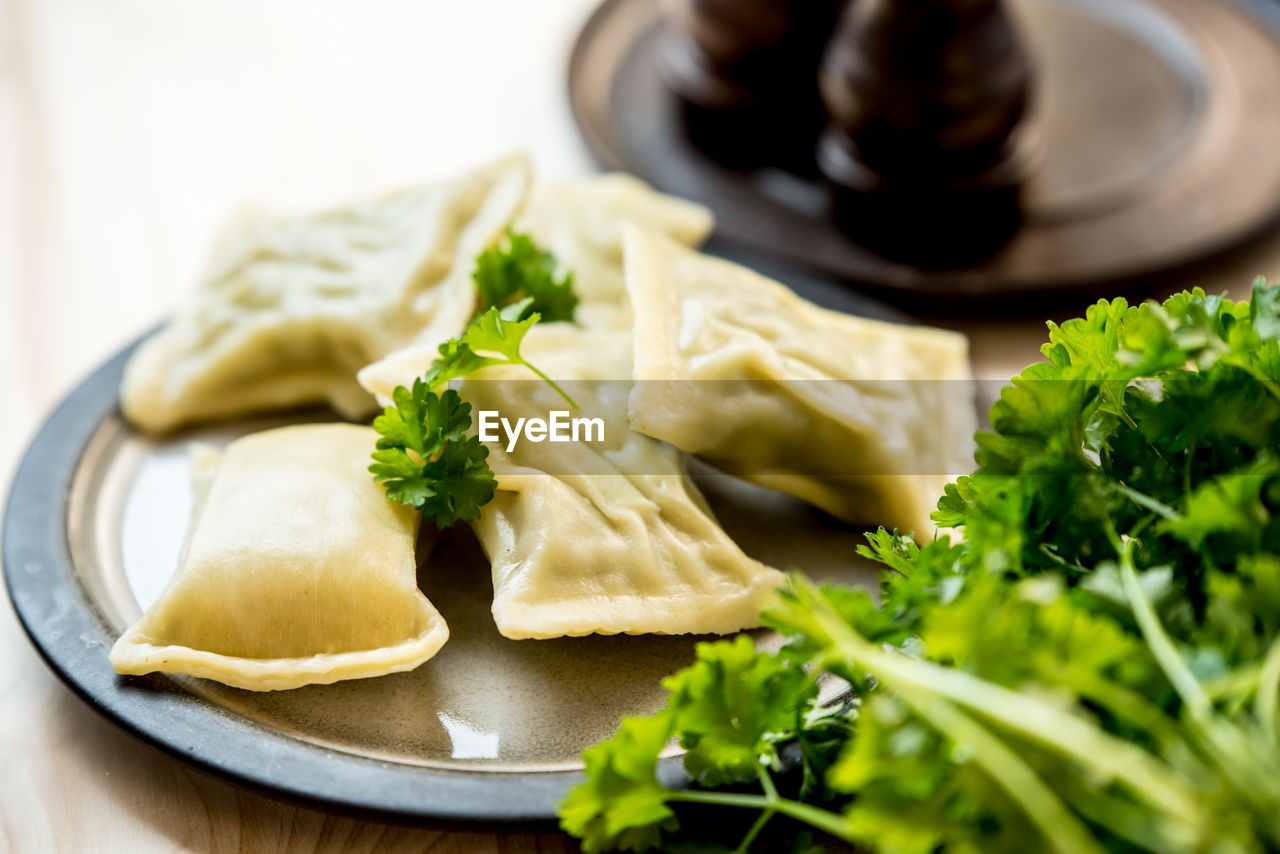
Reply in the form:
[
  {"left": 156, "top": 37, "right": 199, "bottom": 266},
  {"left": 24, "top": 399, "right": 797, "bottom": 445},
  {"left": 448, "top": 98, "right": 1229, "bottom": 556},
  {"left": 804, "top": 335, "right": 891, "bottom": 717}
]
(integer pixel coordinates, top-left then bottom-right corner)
[{"left": 0, "top": 338, "right": 614, "bottom": 827}]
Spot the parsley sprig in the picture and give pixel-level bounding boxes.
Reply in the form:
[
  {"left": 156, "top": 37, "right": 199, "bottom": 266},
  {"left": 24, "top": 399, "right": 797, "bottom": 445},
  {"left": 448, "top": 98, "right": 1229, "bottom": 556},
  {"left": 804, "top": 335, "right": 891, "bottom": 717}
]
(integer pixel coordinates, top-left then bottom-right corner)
[
  {"left": 560, "top": 281, "right": 1280, "bottom": 853},
  {"left": 473, "top": 228, "right": 578, "bottom": 322},
  {"left": 370, "top": 385, "right": 494, "bottom": 529},
  {"left": 423, "top": 300, "right": 576, "bottom": 409},
  {"left": 559, "top": 635, "right": 846, "bottom": 854},
  {"left": 370, "top": 298, "right": 576, "bottom": 529}
]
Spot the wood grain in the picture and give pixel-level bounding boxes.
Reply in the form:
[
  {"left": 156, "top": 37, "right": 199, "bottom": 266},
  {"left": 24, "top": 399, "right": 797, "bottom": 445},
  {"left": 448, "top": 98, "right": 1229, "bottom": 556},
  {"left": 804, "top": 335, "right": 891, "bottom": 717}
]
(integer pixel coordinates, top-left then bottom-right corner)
[{"left": 2, "top": 0, "right": 1280, "bottom": 850}]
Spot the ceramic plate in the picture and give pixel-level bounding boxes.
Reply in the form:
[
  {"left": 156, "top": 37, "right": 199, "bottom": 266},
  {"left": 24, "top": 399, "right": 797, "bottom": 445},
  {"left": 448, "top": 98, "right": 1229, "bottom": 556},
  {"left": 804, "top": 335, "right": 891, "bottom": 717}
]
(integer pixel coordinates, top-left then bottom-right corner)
[{"left": 3, "top": 312, "right": 892, "bottom": 822}]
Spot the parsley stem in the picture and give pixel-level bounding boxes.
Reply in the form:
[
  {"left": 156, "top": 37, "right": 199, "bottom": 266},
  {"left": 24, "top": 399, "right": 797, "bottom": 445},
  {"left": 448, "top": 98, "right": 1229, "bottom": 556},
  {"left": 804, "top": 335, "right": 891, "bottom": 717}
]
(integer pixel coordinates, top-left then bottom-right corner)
[
  {"left": 667, "top": 791, "right": 850, "bottom": 843},
  {"left": 1114, "top": 483, "right": 1180, "bottom": 521},
  {"left": 732, "top": 805, "right": 775, "bottom": 854},
  {"left": 1118, "top": 545, "right": 1280, "bottom": 811},
  {"left": 1115, "top": 541, "right": 1207, "bottom": 715},
  {"left": 890, "top": 680, "right": 1104, "bottom": 854},
  {"left": 1257, "top": 635, "right": 1280, "bottom": 744},
  {"left": 1202, "top": 662, "right": 1262, "bottom": 703},
  {"left": 517, "top": 358, "right": 578, "bottom": 410},
  {"left": 1241, "top": 363, "right": 1280, "bottom": 405},
  {"left": 770, "top": 799, "right": 850, "bottom": 841},
  {"left": 667, "top": 790, "right": 769, "bottom": 810},
  {"left": 1053, "top": 662, "right": 1192, "bottom": 757},
  {"left": 726, "top": 767, "right": 782, "bottom": 854},
  {"left": 755, "top": 765, "right": 778, "bottom": 802},
  {"left": 789, "top": 577, "right": 1204, "bottom": 824}
]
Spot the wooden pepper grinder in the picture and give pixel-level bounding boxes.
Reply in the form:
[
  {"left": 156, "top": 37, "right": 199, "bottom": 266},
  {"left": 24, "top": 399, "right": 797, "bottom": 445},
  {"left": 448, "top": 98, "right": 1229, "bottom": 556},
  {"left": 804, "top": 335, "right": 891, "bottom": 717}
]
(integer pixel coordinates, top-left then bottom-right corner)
[
  {"left": 818, "top": 0, "right": 1037, "bottom": 264},
  {"left": 661, "top": 0, "right": 846, "bottom": 171}
]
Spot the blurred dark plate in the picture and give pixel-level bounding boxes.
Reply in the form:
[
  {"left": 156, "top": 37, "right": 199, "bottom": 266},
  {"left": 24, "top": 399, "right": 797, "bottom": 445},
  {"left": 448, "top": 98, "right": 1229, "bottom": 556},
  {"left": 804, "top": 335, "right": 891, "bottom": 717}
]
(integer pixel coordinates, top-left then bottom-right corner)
[{"left": 570, "top": 0, "right": 1280, "bottom": 307}]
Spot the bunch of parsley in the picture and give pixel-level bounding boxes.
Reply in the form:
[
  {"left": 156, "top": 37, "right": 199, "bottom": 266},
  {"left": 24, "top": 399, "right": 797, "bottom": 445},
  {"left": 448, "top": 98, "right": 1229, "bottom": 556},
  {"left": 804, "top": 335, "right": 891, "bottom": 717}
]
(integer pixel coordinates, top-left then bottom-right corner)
[
  {"left": 560, "top": 281, "right": 1280, "bottom": 853},
  {"left": 370, "top": 232, "right": 577, "bottom": 529}
]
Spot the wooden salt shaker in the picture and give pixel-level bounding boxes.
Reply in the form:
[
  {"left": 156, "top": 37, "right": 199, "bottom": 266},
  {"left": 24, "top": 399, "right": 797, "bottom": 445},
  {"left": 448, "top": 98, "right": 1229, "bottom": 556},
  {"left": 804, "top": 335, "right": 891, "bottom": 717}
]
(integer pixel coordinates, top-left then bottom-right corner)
[
  {"left": 818, "top": 0, "right": 1038, "bottom": 264},
  {"left": 660, "top": 0, "right": 846, "bottom": 171}
]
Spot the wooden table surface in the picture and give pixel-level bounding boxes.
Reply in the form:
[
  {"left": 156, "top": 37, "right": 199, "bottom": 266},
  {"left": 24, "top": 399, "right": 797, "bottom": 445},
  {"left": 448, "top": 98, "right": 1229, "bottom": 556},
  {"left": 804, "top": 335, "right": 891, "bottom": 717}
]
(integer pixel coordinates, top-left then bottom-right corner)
[{"left": 2, "top": 1, "right": 1278, "bottom": 851}]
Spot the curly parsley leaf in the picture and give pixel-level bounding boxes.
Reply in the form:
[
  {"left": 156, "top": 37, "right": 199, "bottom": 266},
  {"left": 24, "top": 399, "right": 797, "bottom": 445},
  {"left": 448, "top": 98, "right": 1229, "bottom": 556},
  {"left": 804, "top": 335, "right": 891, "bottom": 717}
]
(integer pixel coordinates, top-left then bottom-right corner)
[
  {"left": 473, "top": 229, "right": 578, "bottom": 322},
  {"left": 422, "top": 301, "right": 577, "bottom": 409},
  {"left": 560, "top": 635, "right": 852, "bottom": 854},
  {"left": 558, "top": 712, "right": 679, "bottom": 853},
  {"left": 663, "top": 635, "right": 816, "bottom": 787},
  {"left": 369, "top": 383, "right": 496, "bottom": 529}
]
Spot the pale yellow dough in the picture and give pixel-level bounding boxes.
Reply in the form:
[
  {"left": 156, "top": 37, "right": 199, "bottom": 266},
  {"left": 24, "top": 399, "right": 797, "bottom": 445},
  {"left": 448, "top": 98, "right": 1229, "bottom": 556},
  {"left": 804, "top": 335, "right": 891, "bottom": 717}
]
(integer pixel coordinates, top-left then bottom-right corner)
[
  {"left": 109, "top": 424, "right": 449, "bottom": 691},
  {"left": 467, "top": 326, "right": 784, "bottom": 638},
  {"left": 623, "top": 226, "right": 977, "bottom": 539},
  {"left": 363, "top": 323, "right": 785, "bottom": 639},
  {"left": 513, "top": 173, "right": 713, "bottom": 329},
  {"left": 356, "top": 173, "right": 712, "bottom": 402},
  {"left": 120, "top": 155, "right": 530, "bottom": 433}
]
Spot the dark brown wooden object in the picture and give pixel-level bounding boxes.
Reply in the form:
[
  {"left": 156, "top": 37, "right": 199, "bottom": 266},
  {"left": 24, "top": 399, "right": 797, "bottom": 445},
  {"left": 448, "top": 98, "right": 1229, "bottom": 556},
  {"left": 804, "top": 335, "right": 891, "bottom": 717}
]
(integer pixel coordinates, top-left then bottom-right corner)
[
  {"left": 569, "top": 0, "right": 1280, "bottom": 304},
  {"left": 660, "top": 0, "right": 845, "bottom": 170},
  {"left": 818, "top": 0, "right": 1038, "bottom": 263}
]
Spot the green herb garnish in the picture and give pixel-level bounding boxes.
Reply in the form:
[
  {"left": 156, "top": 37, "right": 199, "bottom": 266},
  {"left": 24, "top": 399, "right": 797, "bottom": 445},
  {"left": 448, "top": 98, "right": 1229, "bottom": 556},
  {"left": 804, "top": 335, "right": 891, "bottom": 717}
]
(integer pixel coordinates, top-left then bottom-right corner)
[
  {"left": 559, "top": 281, "right": 1280, "bottom": 853},
  {"left": 424, "top": 300, "right": 576, "bottom": 409},
  {"left": 370, "top": 301, "right": 575, "bottom": 528},
  {"left": 473, "top": 229, "right": 578, "bottom": 322},
  {"left": 370, "top": 385, "right": 495, "bottom": 529}
]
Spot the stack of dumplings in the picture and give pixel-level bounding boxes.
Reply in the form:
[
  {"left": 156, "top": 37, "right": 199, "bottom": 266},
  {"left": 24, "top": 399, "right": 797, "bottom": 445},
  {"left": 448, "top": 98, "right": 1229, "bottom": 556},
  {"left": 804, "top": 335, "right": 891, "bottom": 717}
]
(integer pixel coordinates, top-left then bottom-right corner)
[{"left": 110, "top": 154, "right": 975, "bottom": 691}]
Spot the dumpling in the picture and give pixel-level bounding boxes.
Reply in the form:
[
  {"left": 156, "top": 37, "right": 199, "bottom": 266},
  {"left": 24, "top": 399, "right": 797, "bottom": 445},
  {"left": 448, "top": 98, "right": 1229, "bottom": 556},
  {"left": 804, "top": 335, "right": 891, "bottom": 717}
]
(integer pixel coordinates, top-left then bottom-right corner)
[
  {"left": 453, "top": 325, "right": 786, "bottom": 639},
  {"left": 513, "top": 174, "right": 713, "bottom": 328},
  {"left": 109, "top": 423, "right": 448, "bottom": 690},
  {"left": 121, "top": 155, "right": 530, "bottom": 433},
  {"left": 355, "top": 174, "right": 712, "bottom": 402},
  {"left": 623, "top": 225, "right": 976, "bottom": 539}
]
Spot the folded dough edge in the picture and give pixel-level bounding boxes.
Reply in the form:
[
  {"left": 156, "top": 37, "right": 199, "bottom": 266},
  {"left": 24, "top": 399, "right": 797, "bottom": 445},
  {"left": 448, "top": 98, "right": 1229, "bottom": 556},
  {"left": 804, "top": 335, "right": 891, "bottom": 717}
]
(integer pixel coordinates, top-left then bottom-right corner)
[
  {"left": 491, "top": 574, "right": 787, "bottom": 640},
  {"left": 109, "top": 621, "right": 449, "bottom": 692}
]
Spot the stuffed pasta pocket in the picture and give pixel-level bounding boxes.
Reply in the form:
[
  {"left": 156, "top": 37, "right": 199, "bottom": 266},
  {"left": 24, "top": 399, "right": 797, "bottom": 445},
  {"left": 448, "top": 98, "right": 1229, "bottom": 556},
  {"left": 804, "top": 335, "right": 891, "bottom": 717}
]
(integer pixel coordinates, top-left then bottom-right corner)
[
  {"left": 109, "top": 423, "right": 449, "bottom": 691},
  {"left": 624, "top": 226, "right": 977, "bottom": 539}
]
